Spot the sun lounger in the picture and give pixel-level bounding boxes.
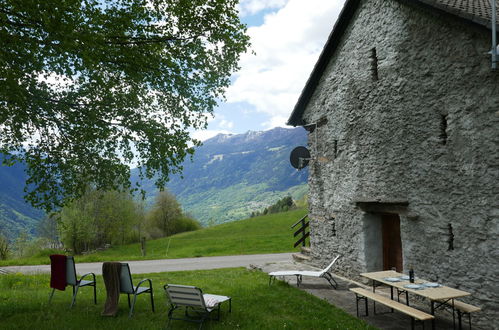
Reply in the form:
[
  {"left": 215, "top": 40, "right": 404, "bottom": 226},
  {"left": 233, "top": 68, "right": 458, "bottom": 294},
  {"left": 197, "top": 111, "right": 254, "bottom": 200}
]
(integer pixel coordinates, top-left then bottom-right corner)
[
  {"left": 269, "top": 255, "right": 340, "bottom": 288},
  {"left": 164, "top": 284, "right": 231, "bottom": 329}
]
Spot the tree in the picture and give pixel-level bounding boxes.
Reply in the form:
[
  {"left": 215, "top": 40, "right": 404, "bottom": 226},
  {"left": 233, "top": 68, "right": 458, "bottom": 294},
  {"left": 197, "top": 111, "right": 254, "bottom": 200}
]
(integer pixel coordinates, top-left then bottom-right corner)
[
  {"left": 56, "top": 187, "right": 140, "bottom": 253},
  {"left": 14, "top": 230, "right": 30, "bottom": 257},
  {"left": 147, "top": 190, "right": 182, "bottom": 238},
  {"left": 0, "top": 233, "right": 9, "bottom": 260},
  {"left": 0, "top": 0, "right": 250, "bottom": 211},
  {"left": 58, "top": 202, "right": 94, "bottom": 254},
  {"left": 37, "top": 214, "right": 59, "bottom": 248}
]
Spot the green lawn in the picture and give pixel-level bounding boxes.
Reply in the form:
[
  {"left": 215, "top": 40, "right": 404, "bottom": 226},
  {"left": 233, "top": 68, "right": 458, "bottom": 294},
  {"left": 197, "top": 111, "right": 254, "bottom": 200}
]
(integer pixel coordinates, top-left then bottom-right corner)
[
  {"left": 0, "top": 268, "right": 376, "bottom": 330},
  {"left": 0, "top": 208, "right": 308, "bottom": 266}
]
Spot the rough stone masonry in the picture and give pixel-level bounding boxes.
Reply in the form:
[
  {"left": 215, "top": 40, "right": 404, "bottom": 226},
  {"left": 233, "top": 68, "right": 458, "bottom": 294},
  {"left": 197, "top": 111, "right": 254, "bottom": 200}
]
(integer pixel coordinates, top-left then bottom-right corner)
[{"left": 293, "top": 0, "right": 499, "bottom": 328}]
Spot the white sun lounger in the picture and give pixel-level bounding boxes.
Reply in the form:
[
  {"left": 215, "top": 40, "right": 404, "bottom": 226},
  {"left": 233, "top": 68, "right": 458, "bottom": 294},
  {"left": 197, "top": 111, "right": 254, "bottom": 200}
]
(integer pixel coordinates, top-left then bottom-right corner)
[{"left": 269, "top": 255, "right": 340, "bottom": 289}]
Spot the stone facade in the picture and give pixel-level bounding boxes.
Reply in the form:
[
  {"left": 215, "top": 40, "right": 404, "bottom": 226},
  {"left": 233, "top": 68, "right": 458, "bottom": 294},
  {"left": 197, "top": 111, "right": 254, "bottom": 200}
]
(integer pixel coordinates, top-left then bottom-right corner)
[{"left": 295, "top": 0, "right": 499, "bottom": 328}]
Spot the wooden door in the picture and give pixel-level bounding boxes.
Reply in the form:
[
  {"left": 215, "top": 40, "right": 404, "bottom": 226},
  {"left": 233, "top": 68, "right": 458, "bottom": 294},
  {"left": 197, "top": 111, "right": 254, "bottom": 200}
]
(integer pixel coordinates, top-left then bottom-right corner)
[{"left": 382, "top": 213, "right": 403, "bottom": 272}]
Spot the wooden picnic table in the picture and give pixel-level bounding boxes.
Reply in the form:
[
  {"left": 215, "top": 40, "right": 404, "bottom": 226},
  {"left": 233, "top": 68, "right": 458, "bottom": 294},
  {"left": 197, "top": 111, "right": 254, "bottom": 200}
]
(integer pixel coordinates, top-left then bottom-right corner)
[{"left": 360, "top": 270, "right": 470, "bottom": 330}]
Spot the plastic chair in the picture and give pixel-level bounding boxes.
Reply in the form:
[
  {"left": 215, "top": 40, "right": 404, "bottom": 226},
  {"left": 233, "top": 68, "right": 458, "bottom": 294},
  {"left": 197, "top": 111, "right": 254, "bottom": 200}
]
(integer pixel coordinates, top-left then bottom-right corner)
[
  {"left": 48, "top": 255, "right": 97, "bottom": 307},
  {"left": 119, "top": 263, "right": 154, "bottom": 317}
]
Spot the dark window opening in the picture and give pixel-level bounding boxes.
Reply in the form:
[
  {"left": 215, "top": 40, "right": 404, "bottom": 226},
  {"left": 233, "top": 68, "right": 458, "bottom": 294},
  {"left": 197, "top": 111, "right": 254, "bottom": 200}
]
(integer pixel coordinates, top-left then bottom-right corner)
[
  {"left": 448, "top": 223, "right": 454, "bottom": 251},
  {"left": 333, "top": 140, "right": 338, "bottom": 158},
  {"left": 440, "top": 115, "right": 448, "bottom": 145},
  {"left": 370, "top": 48, "right": 379, "bottom": 81}
]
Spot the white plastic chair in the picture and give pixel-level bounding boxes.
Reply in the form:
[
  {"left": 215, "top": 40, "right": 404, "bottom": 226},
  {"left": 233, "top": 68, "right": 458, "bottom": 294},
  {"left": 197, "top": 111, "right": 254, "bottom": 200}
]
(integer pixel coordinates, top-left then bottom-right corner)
[{"left": 269, "top": 254, "right": 340, "bottom": 288}]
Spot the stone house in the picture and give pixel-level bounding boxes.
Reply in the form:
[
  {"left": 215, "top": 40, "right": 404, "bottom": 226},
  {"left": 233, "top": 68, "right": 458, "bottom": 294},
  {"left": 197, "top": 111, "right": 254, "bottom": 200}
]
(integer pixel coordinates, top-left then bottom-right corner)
[{"left": 287, "top": 0, "right": 498, "bottom": 327}]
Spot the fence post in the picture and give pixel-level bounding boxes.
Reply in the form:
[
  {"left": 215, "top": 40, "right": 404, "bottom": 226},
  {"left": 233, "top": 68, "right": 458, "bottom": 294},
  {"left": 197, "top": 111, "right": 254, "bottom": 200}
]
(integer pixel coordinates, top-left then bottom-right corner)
[{"left": 141, "top": 237, "right": 146, "bottom": 256}]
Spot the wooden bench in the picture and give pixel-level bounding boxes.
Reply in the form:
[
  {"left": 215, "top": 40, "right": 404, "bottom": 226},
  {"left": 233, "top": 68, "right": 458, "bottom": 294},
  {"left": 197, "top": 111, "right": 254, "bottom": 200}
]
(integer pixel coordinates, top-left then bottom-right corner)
[
  {"left": 439, "top": 299, "right": 480, "bottom": 330},
  {"left": 350, "top": 287, "right": 434, "bottom": 330}
]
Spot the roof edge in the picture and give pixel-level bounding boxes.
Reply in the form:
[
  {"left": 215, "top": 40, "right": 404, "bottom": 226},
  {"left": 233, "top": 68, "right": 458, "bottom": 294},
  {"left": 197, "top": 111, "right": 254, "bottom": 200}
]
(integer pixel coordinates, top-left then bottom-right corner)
[
  {"left": 286, "top": 0, "right": 361, "bottom": 127},
  {"left": 286, "top": 0, "right": 497, "bottom": 127}
]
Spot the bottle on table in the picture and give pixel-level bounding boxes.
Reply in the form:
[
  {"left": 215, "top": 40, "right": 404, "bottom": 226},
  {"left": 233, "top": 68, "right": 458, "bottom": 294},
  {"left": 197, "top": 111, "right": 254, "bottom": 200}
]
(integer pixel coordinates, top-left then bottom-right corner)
[{"left": 409, "top": 267, "right": 415, "bottom": 283}]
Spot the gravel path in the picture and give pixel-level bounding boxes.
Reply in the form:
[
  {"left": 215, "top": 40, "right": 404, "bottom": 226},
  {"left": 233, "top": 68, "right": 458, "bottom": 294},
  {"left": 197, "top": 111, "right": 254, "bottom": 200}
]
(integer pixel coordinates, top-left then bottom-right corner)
[{"left": 0, "top": 253, "right": 293, "bottom": 275}]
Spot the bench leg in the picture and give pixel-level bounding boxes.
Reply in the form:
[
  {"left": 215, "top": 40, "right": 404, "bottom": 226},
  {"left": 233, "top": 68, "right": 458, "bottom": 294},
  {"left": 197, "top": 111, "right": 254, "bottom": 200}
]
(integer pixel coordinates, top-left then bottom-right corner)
[
  {"left": 354, "top": 294, "right": 368, "bottom": 317},
  {"left": 412, "top": 318, "right": 428, "bottom": 330},
  {"left": 457, "top": 310, "right": 473, "bottom": 330},
  {"left": 355, "top": 294, "right": 359, "bottom": 317}
]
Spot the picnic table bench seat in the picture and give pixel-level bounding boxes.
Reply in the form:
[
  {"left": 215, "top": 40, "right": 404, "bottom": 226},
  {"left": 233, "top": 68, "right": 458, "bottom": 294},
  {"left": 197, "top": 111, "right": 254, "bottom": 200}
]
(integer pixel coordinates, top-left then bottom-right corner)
[
  {"left": 350, "top": 287, "right": 434, "bottom": 330},
  {"left": 438, "top": 299, "right": 480, "bottom": 329}
]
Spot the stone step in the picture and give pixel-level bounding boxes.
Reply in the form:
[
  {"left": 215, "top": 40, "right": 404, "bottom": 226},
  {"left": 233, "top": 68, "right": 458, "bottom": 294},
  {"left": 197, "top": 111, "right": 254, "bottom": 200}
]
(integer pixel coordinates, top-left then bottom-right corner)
[
  {"left": 292, "top": 252, "right": 312, "bottom": 262},
  {"left": 300, "top": 246, "right": 311, "bottom": 255}
]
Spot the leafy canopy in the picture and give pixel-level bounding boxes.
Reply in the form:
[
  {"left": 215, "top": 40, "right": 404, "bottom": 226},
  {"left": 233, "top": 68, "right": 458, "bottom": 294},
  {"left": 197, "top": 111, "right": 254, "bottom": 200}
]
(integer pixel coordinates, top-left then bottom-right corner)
[{"left": 0, "top": 0, "right": 250, "bottom": 211}]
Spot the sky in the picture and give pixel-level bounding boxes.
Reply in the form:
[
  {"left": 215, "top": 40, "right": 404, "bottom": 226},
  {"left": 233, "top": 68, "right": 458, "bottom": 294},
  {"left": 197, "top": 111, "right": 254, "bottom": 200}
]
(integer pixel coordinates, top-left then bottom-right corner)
[{"left": 191, "top": 0, "right": 346, "bottom": 141}]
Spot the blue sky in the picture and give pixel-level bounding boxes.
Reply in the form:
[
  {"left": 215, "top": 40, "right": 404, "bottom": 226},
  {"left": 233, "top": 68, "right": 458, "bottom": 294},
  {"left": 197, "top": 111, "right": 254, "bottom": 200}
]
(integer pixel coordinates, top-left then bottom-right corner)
[{"left": 192, "top": 0, "right": 346, "bottom": 141}]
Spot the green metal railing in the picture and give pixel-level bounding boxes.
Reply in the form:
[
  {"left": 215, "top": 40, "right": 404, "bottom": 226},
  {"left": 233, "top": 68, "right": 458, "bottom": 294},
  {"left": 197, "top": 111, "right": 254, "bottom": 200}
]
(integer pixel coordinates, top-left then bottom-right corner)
[{"left": 291, "top": 214, "right": 309, "bottom": 248}]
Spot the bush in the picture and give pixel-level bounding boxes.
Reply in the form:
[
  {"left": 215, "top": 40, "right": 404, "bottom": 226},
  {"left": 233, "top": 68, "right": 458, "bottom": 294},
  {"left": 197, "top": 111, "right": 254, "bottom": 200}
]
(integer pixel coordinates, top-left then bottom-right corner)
[
  {"left": 252, "top": 196, "right": 296, "bottom": 217},
  {"left": 175, "top": 216, "right": 202, "bottom": 233}
]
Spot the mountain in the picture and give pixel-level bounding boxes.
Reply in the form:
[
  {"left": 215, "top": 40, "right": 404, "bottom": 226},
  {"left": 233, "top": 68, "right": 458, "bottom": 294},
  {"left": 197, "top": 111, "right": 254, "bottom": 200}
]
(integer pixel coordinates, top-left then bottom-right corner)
[
  {"left": 0, "top": 163, "right": 44, "bottom": 239},
  {"left": 133, "top": 127, "right": 309, "bottom": 225},
  {"left": 0, "top": 127, "right": 309, "bottom": 236}
]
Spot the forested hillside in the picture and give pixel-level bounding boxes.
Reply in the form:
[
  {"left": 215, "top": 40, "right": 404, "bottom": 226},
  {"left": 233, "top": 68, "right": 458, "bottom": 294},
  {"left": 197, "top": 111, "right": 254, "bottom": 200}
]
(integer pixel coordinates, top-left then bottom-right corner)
[
  {"left": 0, "top": 163, "right": 44, "bottom": 238},
  {"left": 133, "top": 127, "right": 309, "bottom": 225},
  {"left": 0, "top": 127, "right": 309, "bottom": 237}
]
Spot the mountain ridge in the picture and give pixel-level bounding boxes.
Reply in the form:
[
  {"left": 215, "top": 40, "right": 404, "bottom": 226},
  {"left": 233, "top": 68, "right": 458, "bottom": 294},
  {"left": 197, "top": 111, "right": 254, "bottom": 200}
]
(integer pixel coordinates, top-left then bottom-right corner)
[
  {"left": 0, "top": 127, "right": 309, "bottom": 237},
  {"left": 134, "top": 126, "right": 309, "bottom": 225}
]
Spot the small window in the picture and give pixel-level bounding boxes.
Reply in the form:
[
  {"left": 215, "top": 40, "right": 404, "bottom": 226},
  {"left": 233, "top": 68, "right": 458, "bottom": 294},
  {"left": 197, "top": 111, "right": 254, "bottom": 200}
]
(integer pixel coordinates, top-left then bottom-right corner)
[
  {"left": 440, "top": 115, "right": 448, "bottom": 145},
  {"left": 370, "top": 48, "right": 379, "bottom": 81}
]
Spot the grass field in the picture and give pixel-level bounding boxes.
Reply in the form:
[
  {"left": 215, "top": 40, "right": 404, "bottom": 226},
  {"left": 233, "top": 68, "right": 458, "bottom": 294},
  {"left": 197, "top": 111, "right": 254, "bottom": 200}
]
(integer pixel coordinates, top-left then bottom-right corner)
[
  {"left": 0, "top": 268, "right": 376, "bottom": 330},
  {"left": 0, "top": 208, "right": 307, "bottom": 266}
]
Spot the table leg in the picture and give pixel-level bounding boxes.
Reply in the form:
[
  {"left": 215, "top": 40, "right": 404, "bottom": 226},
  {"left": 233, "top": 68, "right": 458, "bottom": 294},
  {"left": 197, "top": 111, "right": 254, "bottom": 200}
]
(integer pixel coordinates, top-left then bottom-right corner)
[
  {"left": 431, "top": 301, "right": 436, "bottom": 330},
  {"left": 390, "top": 287, "right": 394, "bottom": 313},
  {"left": 452, "top": 299, "right": 456, "bottom": 330}
]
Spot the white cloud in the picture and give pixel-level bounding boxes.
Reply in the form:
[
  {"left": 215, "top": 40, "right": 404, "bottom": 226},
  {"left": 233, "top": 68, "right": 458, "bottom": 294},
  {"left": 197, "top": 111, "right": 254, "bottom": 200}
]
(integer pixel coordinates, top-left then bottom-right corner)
[
  {"left": 228, "top": 0, "right": 345, "bottom": 122},
  {"left": 238, "top": 0, "right": 288, "bottom": 16},
  {"left": 219, "top": 119, "right": 234, "bottom": 129},
  {"left": 261, "top": 115, "right": 288, "bottom": 130}
]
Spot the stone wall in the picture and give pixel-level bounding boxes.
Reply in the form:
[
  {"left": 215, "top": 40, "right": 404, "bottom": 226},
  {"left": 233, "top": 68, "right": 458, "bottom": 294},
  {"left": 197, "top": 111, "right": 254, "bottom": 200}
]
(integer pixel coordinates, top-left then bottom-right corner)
[{"left": 300, "top": 0, "right": 499, "bottom": 328}]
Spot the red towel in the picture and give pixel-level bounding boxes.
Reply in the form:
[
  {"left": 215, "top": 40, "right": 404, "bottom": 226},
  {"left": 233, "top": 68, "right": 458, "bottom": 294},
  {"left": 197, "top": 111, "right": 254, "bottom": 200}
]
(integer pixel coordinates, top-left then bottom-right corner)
[{"left": 50, "top": 254, "right": 67, "bottom": 291}]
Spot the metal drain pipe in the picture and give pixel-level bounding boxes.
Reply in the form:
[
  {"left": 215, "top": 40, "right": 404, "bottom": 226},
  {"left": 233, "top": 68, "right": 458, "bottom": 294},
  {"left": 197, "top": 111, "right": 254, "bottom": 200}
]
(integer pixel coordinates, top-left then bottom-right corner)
[{"left": 492, "top": 0, "right": 497, "bottom": 69}]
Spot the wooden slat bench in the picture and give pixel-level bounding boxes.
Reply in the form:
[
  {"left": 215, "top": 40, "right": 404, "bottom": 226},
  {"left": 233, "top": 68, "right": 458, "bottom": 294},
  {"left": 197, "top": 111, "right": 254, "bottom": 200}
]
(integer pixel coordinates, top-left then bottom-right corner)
[
  {"left": 439, "top": 299, "right": 481, "bottom": 330},
  {"left": 350, "top": 287, "right": 434, "bottom": 330}
]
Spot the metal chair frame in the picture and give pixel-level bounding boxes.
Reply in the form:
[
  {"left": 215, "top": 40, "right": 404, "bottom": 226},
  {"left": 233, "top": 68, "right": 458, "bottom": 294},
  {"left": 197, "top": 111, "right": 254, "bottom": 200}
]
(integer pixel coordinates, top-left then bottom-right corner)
[
  {"left": 48, "top": 256, "right": 96, "bottom": 308},
  {"left": 119, "top": 263, "right": 155, "bottom": 317}
]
